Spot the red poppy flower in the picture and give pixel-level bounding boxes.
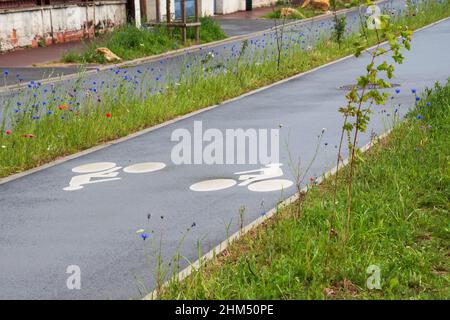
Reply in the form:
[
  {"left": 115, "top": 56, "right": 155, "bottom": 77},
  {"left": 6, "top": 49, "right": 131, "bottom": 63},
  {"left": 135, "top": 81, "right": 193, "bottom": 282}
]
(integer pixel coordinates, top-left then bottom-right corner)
[
  {"left": 5, "top": 130, "right": 11, "bottom": 135},
  {"left": 106, "top": 113, "right": 111, "bottom": 118},
  {"left": 58, "top": 105, "right": 67, "bottom": 111}
]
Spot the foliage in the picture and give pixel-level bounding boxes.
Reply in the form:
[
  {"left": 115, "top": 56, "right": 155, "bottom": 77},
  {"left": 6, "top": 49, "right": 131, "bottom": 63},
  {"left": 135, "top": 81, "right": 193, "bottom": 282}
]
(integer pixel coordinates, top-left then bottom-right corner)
[
  {"left": 335, "top": 0, "right": 413, "bottom": 240},
  {"left": 62, "top": 17, "right": 226, "bottom": 64}
]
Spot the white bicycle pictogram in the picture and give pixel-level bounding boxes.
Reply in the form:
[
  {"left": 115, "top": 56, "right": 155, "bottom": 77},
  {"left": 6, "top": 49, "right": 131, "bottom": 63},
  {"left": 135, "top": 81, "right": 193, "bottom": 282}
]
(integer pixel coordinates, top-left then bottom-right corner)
[
  {"left": 189, "top": 163, "right": 294, "bottom": 193},
  {"left": 63, "top": 161, "right": 166, "bottom": 191}
]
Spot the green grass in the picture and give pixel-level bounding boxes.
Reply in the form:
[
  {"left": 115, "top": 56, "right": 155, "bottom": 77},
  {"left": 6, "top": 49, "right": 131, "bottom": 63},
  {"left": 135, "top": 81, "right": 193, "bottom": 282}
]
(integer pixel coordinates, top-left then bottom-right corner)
[
  {"left": 1, "top": 0, "right": 449, "bottom": 178},
  {"left": 61, "top": 17, "right": 227, "bottom": 64},
  {"left": 159, "top": 80, "right": 450, "bottom": 300}
]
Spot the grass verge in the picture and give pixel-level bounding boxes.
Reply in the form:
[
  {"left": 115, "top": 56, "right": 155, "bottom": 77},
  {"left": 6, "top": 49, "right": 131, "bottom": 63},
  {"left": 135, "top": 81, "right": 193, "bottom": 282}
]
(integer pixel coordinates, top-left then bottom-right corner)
[
  {"left": 159, "top": 80, "right": 450, "bottom": 299},
  {"left": 61, "top": 17, "right": 227, "bottom": 64},
  {"left": 1, "top": 1, "right": 449, "bottom": 178}
]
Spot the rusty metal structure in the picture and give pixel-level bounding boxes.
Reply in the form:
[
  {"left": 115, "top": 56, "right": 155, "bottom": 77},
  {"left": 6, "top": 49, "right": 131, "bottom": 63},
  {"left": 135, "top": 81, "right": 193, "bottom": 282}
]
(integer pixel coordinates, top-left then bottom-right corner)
[
  {"left": 0, "top": 0, "right": 108, "bottom": 10},
  {"left": 149, "top": 0, "right": 201, "bottom": 44}
]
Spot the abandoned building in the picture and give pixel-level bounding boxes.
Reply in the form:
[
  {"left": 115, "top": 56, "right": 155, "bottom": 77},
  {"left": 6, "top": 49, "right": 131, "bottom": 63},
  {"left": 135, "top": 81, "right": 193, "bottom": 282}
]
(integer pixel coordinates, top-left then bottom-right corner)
[{"left": 0, "top": 0, "right": 277, "bottom": 52}]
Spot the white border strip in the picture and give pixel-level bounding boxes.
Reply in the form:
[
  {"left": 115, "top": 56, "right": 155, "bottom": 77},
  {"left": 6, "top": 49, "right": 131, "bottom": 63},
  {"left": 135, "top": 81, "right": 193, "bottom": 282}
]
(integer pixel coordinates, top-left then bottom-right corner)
[{"left": 1, "top": 15, "right": 448, "bottom": 186}]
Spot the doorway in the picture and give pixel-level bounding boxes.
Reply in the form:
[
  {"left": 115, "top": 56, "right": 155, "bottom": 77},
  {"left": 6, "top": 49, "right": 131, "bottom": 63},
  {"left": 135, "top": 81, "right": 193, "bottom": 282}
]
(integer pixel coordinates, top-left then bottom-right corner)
[{"left": 246, "top": 0, "right": 252, "bottom": 11}]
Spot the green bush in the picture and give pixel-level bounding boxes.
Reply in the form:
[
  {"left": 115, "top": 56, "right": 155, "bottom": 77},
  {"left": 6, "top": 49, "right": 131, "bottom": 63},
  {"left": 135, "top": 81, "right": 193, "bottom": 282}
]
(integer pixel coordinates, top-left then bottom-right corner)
[{"left": 62, "top": 17, "right": 226, "bottom": 64}]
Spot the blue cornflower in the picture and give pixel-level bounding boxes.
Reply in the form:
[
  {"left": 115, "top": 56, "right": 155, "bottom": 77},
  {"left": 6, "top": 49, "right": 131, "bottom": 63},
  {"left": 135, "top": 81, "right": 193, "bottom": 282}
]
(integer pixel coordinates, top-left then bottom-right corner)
[
  {"left": 411, "top": 88, "right": 416, "bottom": 94},
  {"left": 3, "top": 70, "right": 9, "bottom": 76},
  {"left": 141, "top": 233, "right": 149, "bottom": 240},
  {"left": 416, "top": 115, "right": 423, "bottom": 120},
  {"left": 47, "top": 110, "right": 53, "bottom": 115},
  {"left": 415, "top": 96, "right": 420, "bottom": 101},
  {"left": 426, "top": 102, "right": 431, "bottom": 107},
  {"left": 395, "top": 88, "right": 400, "bottom": 94}
]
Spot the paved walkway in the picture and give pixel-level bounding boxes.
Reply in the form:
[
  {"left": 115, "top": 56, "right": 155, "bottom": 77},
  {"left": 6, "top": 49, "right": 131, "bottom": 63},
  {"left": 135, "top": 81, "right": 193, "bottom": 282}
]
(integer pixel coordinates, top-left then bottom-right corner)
[
  {"left": 0, "top": 41, "right": 85, "bottom": 67},
  {"left": 0, "top": 18, "right": 449, "bottom": 299},
  {"left": 214, "top": 6, "right": 278, "bottom": 36}
]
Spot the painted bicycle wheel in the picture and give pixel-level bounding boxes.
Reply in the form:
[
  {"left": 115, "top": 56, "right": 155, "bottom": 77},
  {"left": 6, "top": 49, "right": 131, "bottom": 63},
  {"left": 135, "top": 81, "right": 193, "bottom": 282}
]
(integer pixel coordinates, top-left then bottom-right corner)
[
  {"left": 190, "top": 179, "right": 237, "bottom": 192},
  {"left": 247, "top": 179, "right": 293, "bottom": 192},
  {"left": 71, "top": 162, "right": 117, "bottom": 173},
  {"left": 123, "top": 162, "right": 166, "bottom": 173}
]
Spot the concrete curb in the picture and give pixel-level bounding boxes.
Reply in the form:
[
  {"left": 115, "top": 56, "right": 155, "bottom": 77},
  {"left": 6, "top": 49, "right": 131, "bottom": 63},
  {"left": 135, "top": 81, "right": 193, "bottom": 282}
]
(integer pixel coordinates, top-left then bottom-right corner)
[
  {"left": 1, "top": 14, "right": 448, "bottom": 186},
  {"left": 0, "top": 0, "right": 388, "bottom": 94}
]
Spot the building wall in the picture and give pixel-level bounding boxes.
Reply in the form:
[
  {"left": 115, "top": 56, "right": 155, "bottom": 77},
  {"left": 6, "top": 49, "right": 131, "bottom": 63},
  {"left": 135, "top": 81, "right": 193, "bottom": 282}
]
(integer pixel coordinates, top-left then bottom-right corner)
[
  {"left": 214, "top": 0, "right": 276, "bottom": 15},
  {"left": 253, "top": 0, "right": 277, "bottom": 8},
  {"left": 0, "top": 1, "right": 127, "bottom": 52},
  {"left": 200, "top": 0, "right": 214, "bottom": 16},
  {"left": 145, "top": 0, "right": 213, "bottom": 21},
  {"left": 144, "top": 0, "right": 277, "bottom": 21},
  {"left": 214, "top": 0, "right": 243, "bottom": 14},
  {"left": 145, "top": 0, "right": 175, "bottom": 20}
]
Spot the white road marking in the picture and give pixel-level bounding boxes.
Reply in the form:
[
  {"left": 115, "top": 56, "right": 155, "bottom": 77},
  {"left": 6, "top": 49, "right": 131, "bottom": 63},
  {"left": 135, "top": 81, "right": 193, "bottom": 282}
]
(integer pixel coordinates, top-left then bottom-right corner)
[
  {"left": 123, "top": 162, "right": 166, "bottom": 173},
  {"left": 247, "top": 179, "right": 293, "bottom": 192},
  {"left": 190, "top": 179, "right": 237, "bottom": 192},
  {"left": 71, "top": 162, "right": 117, "bottom": 173}
]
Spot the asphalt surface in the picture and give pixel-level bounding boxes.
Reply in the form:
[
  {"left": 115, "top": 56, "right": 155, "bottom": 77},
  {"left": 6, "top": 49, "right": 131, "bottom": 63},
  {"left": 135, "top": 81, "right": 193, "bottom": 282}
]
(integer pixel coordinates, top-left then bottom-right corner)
[
  {"left": 217, "top": 18, "right": 278, "bottom": 36},
  {"left": 0, "top": 17, "right": 449, "bottom": 299}
]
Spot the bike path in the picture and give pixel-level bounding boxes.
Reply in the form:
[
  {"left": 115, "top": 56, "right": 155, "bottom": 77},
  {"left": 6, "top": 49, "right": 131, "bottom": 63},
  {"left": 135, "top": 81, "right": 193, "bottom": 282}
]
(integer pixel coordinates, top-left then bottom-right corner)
[{"left": 0, "top": 18, "right": 449, "bottom": 299}]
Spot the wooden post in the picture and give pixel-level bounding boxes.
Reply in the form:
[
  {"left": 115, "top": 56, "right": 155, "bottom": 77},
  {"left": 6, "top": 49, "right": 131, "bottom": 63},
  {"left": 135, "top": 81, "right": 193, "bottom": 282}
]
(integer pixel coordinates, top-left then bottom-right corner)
[
  {"left": 166, "top": 0, "right": 171, "bottom": 24},
  {"left": 155, "top": 0, "right": 161, "bottom": 22},
  {"left": 134, "top": 0, "right": 142, "bottom": 27},
  {"left": 181, "top": 0, "right": 187, "bottom": 44},
  {"left": 194, "top": 0, "right": 200, "bottom": 42}
]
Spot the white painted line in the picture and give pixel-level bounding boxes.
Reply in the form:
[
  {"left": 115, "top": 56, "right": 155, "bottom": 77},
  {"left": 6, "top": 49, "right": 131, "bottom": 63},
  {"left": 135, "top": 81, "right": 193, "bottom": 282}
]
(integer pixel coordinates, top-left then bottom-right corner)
[
  {"left": 247, "top": 179, "right": 294, "bottom": 192},
  {"left": 190, "top": 179, "right": 237, "bottom": 192},
  {"left": 71, "top": 162, "right": 117, "bottom": 173},
  {"left": 123, "top": 162, "right": 166, "bottom": 174}
]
